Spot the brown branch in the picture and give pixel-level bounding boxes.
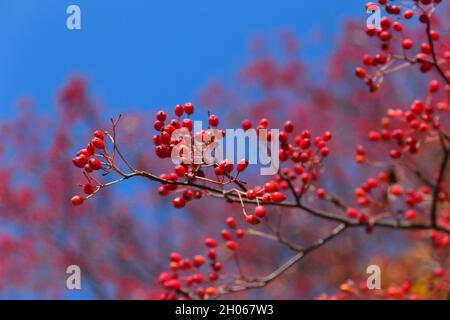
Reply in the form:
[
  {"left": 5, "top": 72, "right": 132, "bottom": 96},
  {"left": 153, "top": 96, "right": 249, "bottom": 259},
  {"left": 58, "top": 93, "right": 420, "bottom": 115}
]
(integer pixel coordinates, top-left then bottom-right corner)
[
  {"left": 219, "top": 223, "right": 347, "bottom": 294},
  {"left": 431, "top": 141, "right": 449, "bottom": 227}
]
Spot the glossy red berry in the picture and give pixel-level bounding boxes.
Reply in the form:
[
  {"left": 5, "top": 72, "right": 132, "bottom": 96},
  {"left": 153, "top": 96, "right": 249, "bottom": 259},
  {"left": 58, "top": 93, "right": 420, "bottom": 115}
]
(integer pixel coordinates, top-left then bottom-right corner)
[
  {"left": 156, "top": 111, "right": 167, "bottom": 122},
  {"left": 183, "top": 102, "right": 194, "bottom": 115},
  {"left": 91, "top": 137, "right": 105, "bottom": 150},
  {"left": 355, "top": 67, "right": 366, "bottom": 78},
  {"left": 193, "top": 255, "right": 205, "bottom": 268},
  {"left": 208, "top": 115, "right": 219, "bottom": 127},
  {"left": 221, "top": 229, "right": 232, "bottom": 241},
  {"left": 316, "top": 188, "right": 326, "bottom": 199},
  {"left": 271, "top": 192, "right": 286, "bottom": 202},
  {"left": 72, "top": 155, "right": 89, "bottom": 168},
  {"left": 88, "top": 158, "right": 102, "bottom": 170},
  {"left": 254, "top": 205, "right": 266, "bottom": 218},
  {"left": 174, "top": 165, "right": 186, "bottom": 177},
  {"left": 404, "top": 210, "right": 417, "bottom": 220},
  {"left": 429, "top": 80, "right": 439, "bottom": 93},
  {"left": 71, "top": 195, "right": 84, "bottom": 206},
  {"left": 236, "top": 229, "right": 245, "bottom": 238},
  {"left": 182, "top": 118, "right": 193, "bottom": 131},
  {"left": 174, "top": 104, "right": 184, "bottom": 117},
  {"left": 93, "top": 130, "right": 104, "bottom": 140},
  {"left": 236, "top": 159, "right": 248, "bottom": 173},
  {"left": 226, "top": 241, "right": 238, "bottom": 251},
  {"left": 346, "top": 208, "right": 359, "bottom": 218},
  {"left": 172, "top": 197, "right": 186, "bottom": 208},
  {"left": 226, "top": 217, "right": 237, "bottom": 229},
  {"left": 284, "top": 121, "right": 294, "bottom": 133},
  {"left": 205, "top": 238, "right": 217, "bottom": 248},
  {"left": 241, "top": 119, "right": 252, "bottom": 131},
  {"left": 82, "top": 183, "right": 95, "bottom": 195},
  {"left": 402, "top": 39, "right": 413, "bottom": 50},
  {"left": 154, "top": 120, "right": 164, "bottom": 131},
  {"left": 246, "top": 215, "right": 260, "bottom": 225},
  {"left": 170, "top": 252, "right": 182, "bottom": 262},
  {"left": 389, "top": 149, "right": 401, "bottom": 159}
]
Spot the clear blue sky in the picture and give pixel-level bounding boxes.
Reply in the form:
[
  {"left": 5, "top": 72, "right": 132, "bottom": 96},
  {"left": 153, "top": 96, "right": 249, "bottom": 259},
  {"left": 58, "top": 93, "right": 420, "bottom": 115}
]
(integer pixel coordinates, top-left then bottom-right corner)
[{"left": 0, "top": 0, "right": 364, "bottom": 118}]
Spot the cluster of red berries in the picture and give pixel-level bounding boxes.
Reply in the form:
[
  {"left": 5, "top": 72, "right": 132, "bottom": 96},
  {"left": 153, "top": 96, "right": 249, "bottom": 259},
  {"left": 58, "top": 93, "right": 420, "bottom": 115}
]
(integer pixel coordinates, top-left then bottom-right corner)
[
  {"left": 159, "top": 216, "right": 245, "bottom": 299},
  {"left": 355, "top": 93, "right": 446, "bottom": 164},
  {"left": 71, "top": 130, "right": 105, "bottom": 206},
  {"left": 345, "top": 171, "right": 434, "bottom": 232},
  {"left": 153, "top": 103, "right": 195, "bottom": 159},
  {"left": 356, "top": 1, "right": 448, "bottom": 91},
  {"left": 153, "top": 103, "right": 338, "bottom": 217}
]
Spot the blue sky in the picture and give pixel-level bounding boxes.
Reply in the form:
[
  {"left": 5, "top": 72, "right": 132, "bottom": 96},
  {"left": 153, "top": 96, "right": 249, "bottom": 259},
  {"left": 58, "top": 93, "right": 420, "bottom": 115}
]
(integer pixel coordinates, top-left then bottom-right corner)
[{"left": 0, "top": 0, "right": 364, "bottom": 119}]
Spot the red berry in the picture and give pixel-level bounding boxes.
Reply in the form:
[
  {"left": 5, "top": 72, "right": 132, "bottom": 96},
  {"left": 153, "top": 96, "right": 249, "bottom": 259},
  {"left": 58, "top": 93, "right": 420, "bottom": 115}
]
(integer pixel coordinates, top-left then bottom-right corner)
[
  {"left": 404, "top": 10, "right": 413, "bottom": 19},
  {"left": 205, "top": 238, "right": 217, "bottom": 248},
  {"left": 91, "top": 137, "right": 105, "bottom": 149},
  {"left": 226, "top": 217, "right": 237, "bottom": 229},
  {"left": 208, "top": 115, "right": 219, "bottom": 127},
  {"left": 172, "top": 197, "right": 186, "bottom": 208},
  {"left": 221, "top": 229, "right": 232, "bottom": 241},
  {"left": 271, "top": 192, "right": 286, "bottom": 203},
  {"left": 183, "top": 102, "right": 194, "bottom": 115},
  {"left": 154, "top": 120, "right": 164, "bottom": 131},
  {"left": 219, "top": 159, "right": 234, "bottom": 173},
  {"left": 170, "top": 252, "right": 182, "bottom": 262},
  {"left": 156, "top": 111, "right": 167, "bottom": 122},
  {"left": 174, "top": 165, "right": 186, "bottom": 177},
  {"left": 246, "top": 189, "right": 256, "bottom": 200},
  {"left": 241, "top": 119, "right": 252, "bottom": 131},
  {"left": 236, "top": 159, "right": 248, "bottom": 173},
  {"left": 182, "top": 118, "right": 193, "bottom": 131},
  {"left": 429, "top": 30, "right": 440, "bottom": 41},
  {"left": 259, "top": 118, "right": 269, "bottom": 127},
  {"left": 402, "top": 39, "right": 413, "bottom": 50},
  {"left": 82, "top": 183, "right": 95, "bottom": 195},
  {"left": 320, "top": 147, "right": 329, "bottom": 157},
  {"left": 86, "top": 143, "right": 95, "bottom": 155},
  {"left": 214, "top": 167, "right": 224, "bottom": 176},
  {"left": 71, "top": 195, "right": 84, "bottom": 206},
  {"left": 207, "top": 249, "right": 216, "bottom": 260},
  {"left": 246, "top": 215, "right": 260, "bottom": 225},
  {"left": 264, "top": 182, "right": 278, "bottom": 192},
  {"left": 316, "top": 188, "right": 326, "bottom": 199},
  {"left": 174, "top": 104, "right": 184, "bottom": 117},
  {"left": 390, "top": 149, "right": 401, "bottom": 159},
  {"left": 404, "top": 210, "right": 417, "bottom": 220},
  {"left": 88, "top": 158, "right": 102, "bottom": 170},
  {"left": 355, "top": 67, "right": 366, "bottom": 78},
  {"left": 284, "top": 121, "right": 294, "bottom": 133},
  {"left": 72, "top": 155, "right": 89, "bottom": 168},
  {"left": 93, "top": 130, "right": 104, "bottom": 140},
  {"left": 236, "top": 229, "right": 245, "bottom": 238},
  {"left": 254, "top": 205, "right": 266, "bottom": 218},
  {"left": 391, "top": 186, "right": 403, "bottom": 196},
  {"left": 429, "top": 80, "right": 439, "bottom": 93},
  {"left": 183, "top": 190, "right": 193, "bottom": 201},
  {"left": 193, "top": 255, "right": 205, "bottom": 268},
  {"left": 323, "top": 131, "right": 332, "bottom": 141},
  {"left": 226, "top": 241, "right": 238, "bottom": 251},
  {"left": 279, "top": 131, "right": 288, "bottom": 143},
  {"left": 346, "top": 208, "right": 359, "bottom": 218}
]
